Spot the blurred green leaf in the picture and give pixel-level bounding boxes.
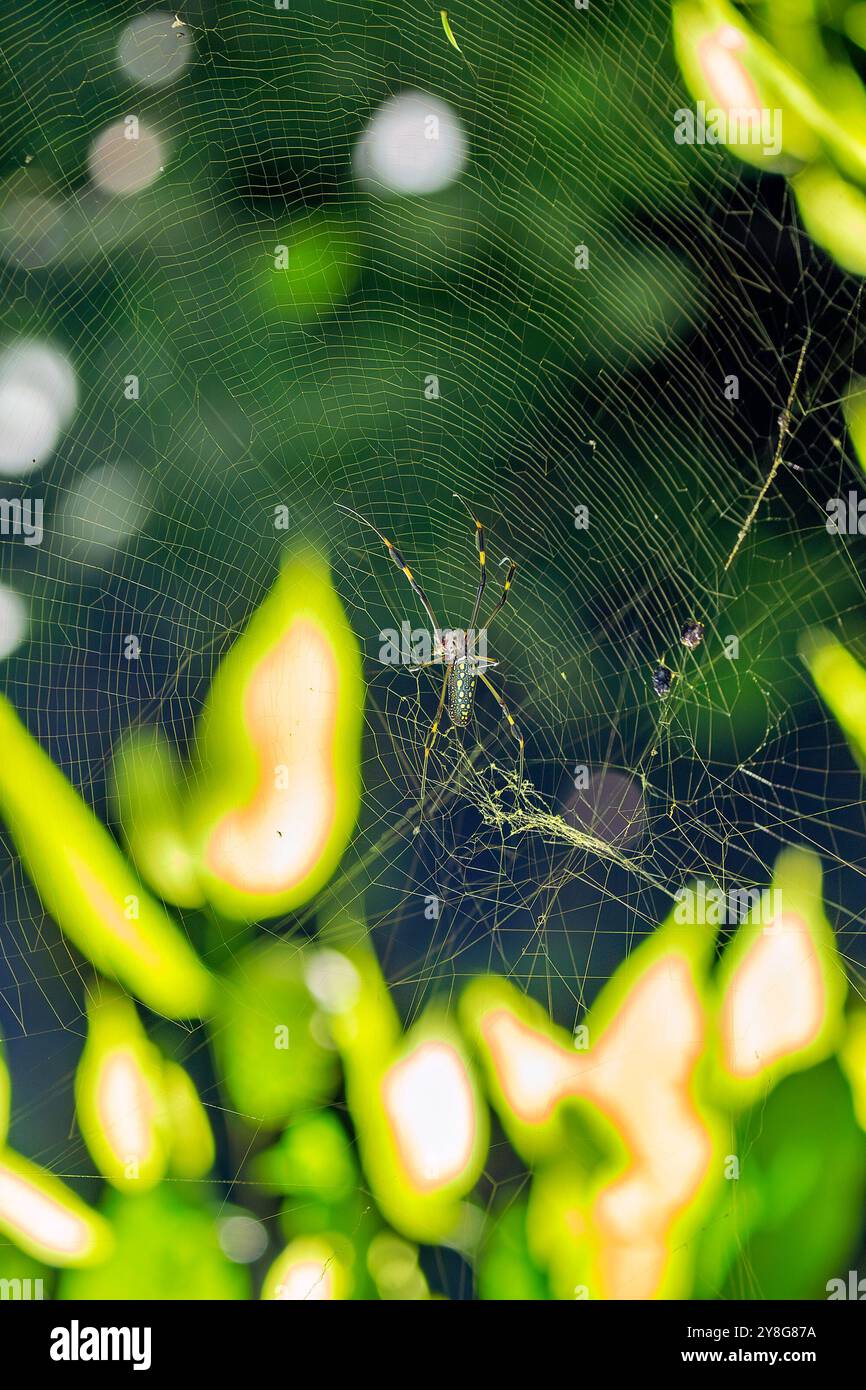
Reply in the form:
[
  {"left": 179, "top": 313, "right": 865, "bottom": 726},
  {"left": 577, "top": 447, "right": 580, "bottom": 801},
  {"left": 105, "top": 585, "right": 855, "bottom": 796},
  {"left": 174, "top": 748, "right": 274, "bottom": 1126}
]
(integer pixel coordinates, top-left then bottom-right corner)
[
  {"left": 250, "top": 214, "right": 361, "bottom": 322},
  {"left": 793, "top": 162, "right": 866, "bottom": 277},
  {"left": 0, "top": 1244, "right": 49, "bottom": 1299},
  {"left": 478, "top": 1202, "right": 549, "bottom": 1301},
  {"left": 696, "top": 1061, "right": 866, "bottom": 1299},
  {"left": 0, "top": 697, "right": 212, "bottom": 1019},
  {"left": 0, "top": 1148, "right": 112, "bottom": 1268},
  {"left": 252, "top": 1111, "right": 355, "bottom": 1200},
  {"left": 109, "top": 726, "right": 205, "bottom": 910},
  {"left": 186, "top": 550, "right": 365, "bottom": 922},
  {"left": 213, "top": 941, "right": 340, "bottom": 1128},
  {"left": 801, "top": 628, "right": 866, "bottom": 769},
  {"left": 59, "top": 1189, "right": 249, "bottom": 1301}
]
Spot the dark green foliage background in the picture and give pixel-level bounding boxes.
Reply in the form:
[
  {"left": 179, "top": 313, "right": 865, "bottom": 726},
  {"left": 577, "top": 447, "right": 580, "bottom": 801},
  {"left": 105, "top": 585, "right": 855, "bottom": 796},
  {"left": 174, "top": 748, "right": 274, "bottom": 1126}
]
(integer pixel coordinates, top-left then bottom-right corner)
[{"left": 1, "top": 0, "right": 866, "bottom": 1299}]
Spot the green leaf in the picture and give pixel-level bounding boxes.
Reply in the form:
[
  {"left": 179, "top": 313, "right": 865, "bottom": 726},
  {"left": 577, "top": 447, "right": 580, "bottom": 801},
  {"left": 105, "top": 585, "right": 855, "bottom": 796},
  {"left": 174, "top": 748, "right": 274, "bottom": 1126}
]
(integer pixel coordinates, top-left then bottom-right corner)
[
  {"left": 0, "top": 1245, "right": 50, "bottom": 1300},
  {"left": 801, "top": 629, "right": 866, "bottom": 769},
  {"left": 697, "top": 1061, "right": 866, "bottom": 1299},
  {"left": 186, "top": 550, "right": 365, "bottom": 921},
  {"left": 478, "top": 1203, "right": 549, "bottom": 1301},
  {"left": 109, "top": 726, "right": 205, "bottom": 910},
  {"left": 213, "top": 940, "right": 340, "bottom": 1128},
  {"left": 0, "top": 697, "right": 212, "bottom": 1019},
  {"left": 252, "top": 1111, "right": 356, "bottom": 1200},
  {"left": 793, "top": 163, "right": 866, "bottom": 278},
  {"left": 59, "top": 1189, "right": 249, "bottom": 1300}
]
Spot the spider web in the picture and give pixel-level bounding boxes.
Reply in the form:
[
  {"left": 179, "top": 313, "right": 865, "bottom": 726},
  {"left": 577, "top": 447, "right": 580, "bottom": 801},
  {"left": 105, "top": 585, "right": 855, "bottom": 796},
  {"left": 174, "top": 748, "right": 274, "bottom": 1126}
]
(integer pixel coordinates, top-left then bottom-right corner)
[{"left": 0, "top": 0, "right": 866, "bottom": 1295}]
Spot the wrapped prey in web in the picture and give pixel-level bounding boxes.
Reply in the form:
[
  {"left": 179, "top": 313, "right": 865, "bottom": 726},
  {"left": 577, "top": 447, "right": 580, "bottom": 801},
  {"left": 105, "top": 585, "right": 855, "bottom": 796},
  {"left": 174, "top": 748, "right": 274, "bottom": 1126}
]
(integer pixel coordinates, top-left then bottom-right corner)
[{"left": 185, "top": 549, "right": 364, "bottom": 920}]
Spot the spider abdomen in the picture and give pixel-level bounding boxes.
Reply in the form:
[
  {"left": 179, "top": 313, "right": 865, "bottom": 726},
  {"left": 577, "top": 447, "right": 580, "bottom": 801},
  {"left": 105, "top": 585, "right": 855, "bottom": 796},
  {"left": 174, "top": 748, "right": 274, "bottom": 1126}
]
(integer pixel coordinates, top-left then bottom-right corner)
[{"left": 448, "top": 660, "right": 478, "bottom": 728}]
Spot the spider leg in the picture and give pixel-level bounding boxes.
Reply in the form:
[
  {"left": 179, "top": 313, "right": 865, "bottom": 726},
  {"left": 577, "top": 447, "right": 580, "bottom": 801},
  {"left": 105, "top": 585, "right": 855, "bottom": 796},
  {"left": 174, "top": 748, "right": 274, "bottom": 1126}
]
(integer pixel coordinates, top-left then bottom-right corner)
[
  {"left": 403, "top": 658, "right": 442, "bottom": 674},
  {"left": 483, "top": 557, "right": 517, "bottom": 632},
  {"left": 337, "top": 503, "right": 442, "bottom": 636},
  {"left": 477, "top": 668, "right": 524, "bottom": 793},
  {"left": 453, "top": 493, "right": 487, "bottom": 633},
  {"left": 417, "top": 665, "right": 452, "bottom": 828}
]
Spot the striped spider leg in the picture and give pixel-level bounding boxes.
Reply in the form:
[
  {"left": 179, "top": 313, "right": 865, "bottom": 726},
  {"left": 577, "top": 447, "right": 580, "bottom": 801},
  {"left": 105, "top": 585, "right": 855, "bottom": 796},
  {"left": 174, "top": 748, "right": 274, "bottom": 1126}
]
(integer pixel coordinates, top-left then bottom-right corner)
[{"left": 338, "top": 499, "right": 524, "bottom": 824}]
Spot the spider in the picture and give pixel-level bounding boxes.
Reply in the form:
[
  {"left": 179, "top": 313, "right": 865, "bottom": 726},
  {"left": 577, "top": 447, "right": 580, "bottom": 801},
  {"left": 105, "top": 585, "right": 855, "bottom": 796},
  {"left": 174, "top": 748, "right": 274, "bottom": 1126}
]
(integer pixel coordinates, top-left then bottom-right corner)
[{"left": 337, "top": 495, "right": 524, "bottom": 821}]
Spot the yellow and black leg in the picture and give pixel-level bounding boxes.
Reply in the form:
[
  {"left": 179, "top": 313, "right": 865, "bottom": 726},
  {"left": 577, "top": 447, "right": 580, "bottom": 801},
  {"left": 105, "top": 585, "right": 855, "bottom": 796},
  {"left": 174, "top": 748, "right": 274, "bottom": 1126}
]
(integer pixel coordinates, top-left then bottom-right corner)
[
  {"left": 453, "top": 493, "right": 487, "bottom": 632},
  {"left": 417, "top": 665, "right": 451, "bottom": 828},
  {"left": 478, "top": 669, "right": 525, "bottom": 793},
  {"left": 484, "top": 558, "right": 517, "bottom": 631},
  {"left": 337, "top": 503, "right": 441, "bottom": 634}
]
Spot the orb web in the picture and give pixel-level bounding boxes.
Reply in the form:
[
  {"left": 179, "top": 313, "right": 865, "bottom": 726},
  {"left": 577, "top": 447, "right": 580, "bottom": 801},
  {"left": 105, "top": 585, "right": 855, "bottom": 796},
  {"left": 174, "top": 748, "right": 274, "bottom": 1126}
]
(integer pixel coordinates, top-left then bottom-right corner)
[{"left": 0, "top": 0, "right": 864, "bottom": 1218}]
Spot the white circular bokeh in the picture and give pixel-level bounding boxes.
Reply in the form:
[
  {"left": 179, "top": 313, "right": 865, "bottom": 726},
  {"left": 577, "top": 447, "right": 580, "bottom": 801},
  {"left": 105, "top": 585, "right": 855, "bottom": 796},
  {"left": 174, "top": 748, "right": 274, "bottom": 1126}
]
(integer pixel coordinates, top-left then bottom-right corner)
[
  {"left": 354, "top": 91, "right": 467, "bottom": 196},
  {"left": 117, "top": 12, "right": 194, "bottom": 88},
  {"left": 58, "top": 461, "right": 152, "bottom": 560},
  {"left": 0, "top": 340, "right": 77, "bottom": 477},
  {"left": 0, "top": 585, "right": 28, "bottom": 660},
  {"left": 88, "top": 121, "right": 166, "bottom": 196},
  {"left": 218, "top": 1214, "right": 268, "bottom": 1265},
  {"left": 304, "top": 949, "right": 362, "bottom": 1015}
]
